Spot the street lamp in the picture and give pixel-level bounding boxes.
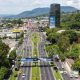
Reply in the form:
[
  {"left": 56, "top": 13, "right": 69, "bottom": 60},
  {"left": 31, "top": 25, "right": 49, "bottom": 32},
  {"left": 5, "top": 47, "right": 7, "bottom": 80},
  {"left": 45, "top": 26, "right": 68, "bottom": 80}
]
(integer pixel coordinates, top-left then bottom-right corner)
[{"left": 34, "top": 54, "right": 38, "bottom": 66}]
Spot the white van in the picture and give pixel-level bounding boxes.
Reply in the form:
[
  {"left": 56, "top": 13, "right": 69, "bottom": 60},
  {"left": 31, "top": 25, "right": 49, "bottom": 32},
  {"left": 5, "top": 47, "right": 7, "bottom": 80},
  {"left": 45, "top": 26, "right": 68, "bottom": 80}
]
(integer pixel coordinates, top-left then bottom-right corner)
[
  {"left": 70, "top": 71, "right": 79, "bottom": 78},
  {"left": 74, "top": 71, "right": 78, "bottom": 78}
]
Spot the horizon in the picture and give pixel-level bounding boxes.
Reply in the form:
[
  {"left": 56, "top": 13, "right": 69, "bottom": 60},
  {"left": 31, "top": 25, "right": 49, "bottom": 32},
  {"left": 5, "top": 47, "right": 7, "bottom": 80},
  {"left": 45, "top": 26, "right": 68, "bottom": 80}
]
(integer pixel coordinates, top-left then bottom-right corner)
[
  {"left": 0, "top": 0, "right": 80, "bottom": 15},
  {"left": 0, "top": 6, "right": 79, "bottom": 15}
]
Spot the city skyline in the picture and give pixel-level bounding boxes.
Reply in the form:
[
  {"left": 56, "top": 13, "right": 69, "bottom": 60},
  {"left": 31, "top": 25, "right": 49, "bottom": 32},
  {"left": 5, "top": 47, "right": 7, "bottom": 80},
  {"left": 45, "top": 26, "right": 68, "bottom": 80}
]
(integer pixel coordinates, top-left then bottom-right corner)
[{"left": 0, "top": 0, "right": 80, "bottom": 14}]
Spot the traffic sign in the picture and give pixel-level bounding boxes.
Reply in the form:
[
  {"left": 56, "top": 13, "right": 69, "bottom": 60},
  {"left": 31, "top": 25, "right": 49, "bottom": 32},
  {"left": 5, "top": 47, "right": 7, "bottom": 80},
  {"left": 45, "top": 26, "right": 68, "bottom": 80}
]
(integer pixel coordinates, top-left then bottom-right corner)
[
  {"left": 20, "top": 58, "right": 38, "bottom": 62},
  {"left": 39, "top": 58, "right": 53, "bottom": 62}
]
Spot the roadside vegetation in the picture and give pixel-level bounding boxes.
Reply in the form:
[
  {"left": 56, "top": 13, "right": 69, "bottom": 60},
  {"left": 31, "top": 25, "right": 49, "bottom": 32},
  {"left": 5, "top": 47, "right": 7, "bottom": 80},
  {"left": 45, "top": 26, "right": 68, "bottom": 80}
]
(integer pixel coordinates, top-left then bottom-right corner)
[
  {"left": 53, "top": 70, "right": 62, "bottom": 80},
  {"left": 31, "top": 32, "right": 40, "bottom": 57},
  {"left": 45, "top": 12, "right": 80, "bottom": 74},
  {"left": 18, "top": 32, "right": 24, "bottom": 46},
  {"left": 0, "top": 40, "right": 10, "bottom": 80},
  {"left": 9, "top": 32, "right": 24, "bottom": 80},
  {"left": 61, "top": 12, "right": 80, "bottom": 29},
  {"left": 31, "top": 32, "right": 40, "bottom": 80},
  {"left": 45, "top": 28, "right": 80, "bottom": 71},
  {"left": 45, "top": 44, "right": 62, "bottom": 80},
  {"left": 9, "top": 68, "right": 18, "bottom": 80}
]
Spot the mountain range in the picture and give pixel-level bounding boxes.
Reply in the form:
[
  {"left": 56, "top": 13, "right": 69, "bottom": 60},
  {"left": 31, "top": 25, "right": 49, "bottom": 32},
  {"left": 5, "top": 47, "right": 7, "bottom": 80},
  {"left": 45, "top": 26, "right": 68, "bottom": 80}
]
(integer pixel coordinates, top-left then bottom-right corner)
[{"left": 1, "top": 6, "right": 78, "bottom": 19}]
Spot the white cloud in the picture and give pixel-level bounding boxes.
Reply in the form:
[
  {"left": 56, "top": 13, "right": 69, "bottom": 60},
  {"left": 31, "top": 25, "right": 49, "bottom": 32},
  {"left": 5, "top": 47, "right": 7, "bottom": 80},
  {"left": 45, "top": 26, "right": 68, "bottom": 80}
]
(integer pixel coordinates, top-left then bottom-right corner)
[
  {"left": 55, "top": 0, "right": 80, "bottom": 9},
  {"left": 0, "top": 0, "right": 79, "bottom": 14}
]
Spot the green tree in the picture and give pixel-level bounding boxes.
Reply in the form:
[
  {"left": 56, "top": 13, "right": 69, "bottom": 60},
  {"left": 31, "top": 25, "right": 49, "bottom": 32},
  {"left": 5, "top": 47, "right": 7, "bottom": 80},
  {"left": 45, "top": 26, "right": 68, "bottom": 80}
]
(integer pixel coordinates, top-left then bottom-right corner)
[
  {"left": 5, "top": 23, "right": 13, "bottom": 28},
  {"left": 0, "top": 40, "right": 10, "bottom": 67},
  {"left": 57, "top": 35, "right": 70, "bottom": 53},
  {"left": 0, "top": 40, "right": 10, "bottom": 54},
  {"left": 72, "top": 59, "right": 80, "bottom": 72},
  {"left": 61, "top": 12, "right": 80, "bottom": 29},
  {"left": 61, "top": 30, "right": 78, "bottom": 44},
  {"left": 46, "top": 45, "right": 61, "bottom": 58},
  {"left": 9, "top": 49, "right": 16, "bottom": 60},
  {"left": 2, "top": 59, "right": 10, "bottom": 68},
  {"left": 16, "top": 19, "right": 23, "bottom": 27},
  {"left": 0, "top": 67, "right": 7, "bottom": 80},
  {"left": 12, "top": 19, "right": 23, "bottom": 27},
  {"left": 19, "top": 32, "right": 24, "bottom": 38},
  {"left": 18, "top": 38, "right": 23, "bottom": 45},
  {"left": 59, "top": 53, "right": 65, "bottom": 61},
  {"left": 67, "top": 44, "right": 80, "bottom": 60}
]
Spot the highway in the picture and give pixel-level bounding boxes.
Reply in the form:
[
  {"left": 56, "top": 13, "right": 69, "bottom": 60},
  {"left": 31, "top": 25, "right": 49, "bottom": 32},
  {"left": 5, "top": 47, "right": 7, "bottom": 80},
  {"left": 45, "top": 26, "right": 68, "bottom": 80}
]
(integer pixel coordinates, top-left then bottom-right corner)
[
  {"left": 55, "top": 60, "right": 76, "bottom": 80},
  {"left": 17, "top": 32, "right": 32, "bottom": 80},
  {"left": 39, "top": 32, "right": 77, "bottom": 80},
  {"left": 38, "top": 32, "right": 55, "bottom": 80},
  {"left": 16, "top": 30, "right": 77, "bottom": 80}
]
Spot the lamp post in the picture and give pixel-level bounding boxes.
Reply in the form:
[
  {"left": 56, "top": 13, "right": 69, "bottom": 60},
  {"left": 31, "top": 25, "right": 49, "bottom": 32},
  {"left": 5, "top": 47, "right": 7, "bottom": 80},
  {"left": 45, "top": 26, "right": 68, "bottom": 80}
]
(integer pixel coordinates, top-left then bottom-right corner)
[{"left": 33, "top": 54, "right": 38, "bottom": 80}]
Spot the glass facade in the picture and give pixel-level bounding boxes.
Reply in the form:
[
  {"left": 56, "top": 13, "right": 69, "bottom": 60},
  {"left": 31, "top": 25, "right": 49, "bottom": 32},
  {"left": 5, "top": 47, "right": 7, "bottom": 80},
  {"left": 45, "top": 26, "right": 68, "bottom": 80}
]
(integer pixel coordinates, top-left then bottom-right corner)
[
  {"left": 49, "top": 4, "right": 60, "bottom": 28},
  {"left": 50, "top": 16, "right": 55, "bottom": 28}
]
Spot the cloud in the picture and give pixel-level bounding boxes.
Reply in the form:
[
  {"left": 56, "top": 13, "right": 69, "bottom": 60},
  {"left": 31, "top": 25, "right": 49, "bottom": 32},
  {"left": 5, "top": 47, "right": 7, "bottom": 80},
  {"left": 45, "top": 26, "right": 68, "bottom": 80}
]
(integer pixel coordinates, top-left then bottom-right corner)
[
  {"left": 55, "top": 0, "right": 80, "bottom": 9},
  {"left": 0, "top": 0, "right": 79, "bottom": 14}
]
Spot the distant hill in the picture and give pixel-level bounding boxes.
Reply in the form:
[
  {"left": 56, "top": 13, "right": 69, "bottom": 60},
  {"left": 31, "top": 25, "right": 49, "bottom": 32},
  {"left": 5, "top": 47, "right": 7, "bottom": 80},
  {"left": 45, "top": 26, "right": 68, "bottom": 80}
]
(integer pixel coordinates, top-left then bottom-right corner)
[
  {"left": 16, "top": 8, "right": 49, "bottom": 18},
  {"left": 2, "top": 6, "right": 78, "bottom": 18}
]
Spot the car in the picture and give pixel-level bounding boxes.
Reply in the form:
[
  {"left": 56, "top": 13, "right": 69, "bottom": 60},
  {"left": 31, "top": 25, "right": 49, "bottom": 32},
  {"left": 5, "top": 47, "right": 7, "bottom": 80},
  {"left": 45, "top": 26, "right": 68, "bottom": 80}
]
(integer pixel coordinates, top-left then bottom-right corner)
[
  {"left": 70, "top": 74, "right": 73, "bottom": 78},
  {"left": 63, "top": 71, "right": 67, "bottom": 74},
  {"left": 61, "top": 65, "right": 64, "bottom": 69},
  {"left": 74, "top": 75, "right": 78, "bottom": 78},
  {"left": 22, "top": 74, "right": 26, "bottom": 78}
]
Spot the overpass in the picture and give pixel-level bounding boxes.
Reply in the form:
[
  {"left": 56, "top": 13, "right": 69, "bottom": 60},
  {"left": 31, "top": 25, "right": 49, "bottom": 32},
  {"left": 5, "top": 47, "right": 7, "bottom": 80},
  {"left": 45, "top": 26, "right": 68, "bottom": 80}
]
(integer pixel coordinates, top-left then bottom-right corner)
[
  {"left": 17, "top": 57, "right": 54, "bottom": 67},
  {"left": 18, "top": 57, "right": 53, "bottom": 63}
]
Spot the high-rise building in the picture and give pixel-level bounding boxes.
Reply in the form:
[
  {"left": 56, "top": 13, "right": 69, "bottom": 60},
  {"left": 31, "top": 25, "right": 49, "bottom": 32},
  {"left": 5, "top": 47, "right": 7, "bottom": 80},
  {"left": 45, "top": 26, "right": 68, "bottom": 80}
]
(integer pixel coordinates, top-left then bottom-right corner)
[{"left": 49, "top": 4, "right": 60, "bottom": 28}]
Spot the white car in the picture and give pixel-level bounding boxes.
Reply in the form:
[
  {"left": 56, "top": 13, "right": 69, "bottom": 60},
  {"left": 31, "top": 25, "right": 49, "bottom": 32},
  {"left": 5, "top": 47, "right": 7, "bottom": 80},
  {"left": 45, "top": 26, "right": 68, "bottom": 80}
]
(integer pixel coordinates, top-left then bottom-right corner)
[
  {"left": 63, "top": 71, "right": 67, "bottom": 74},
  {"left": 70, "top": 74, "right": 73, "bottom": 78},
  {"left": 61, "top": 65, "right": 64, "bottom": 69},
  {"left": 22, "top": 74, "right": 26, "bottom": 78}
]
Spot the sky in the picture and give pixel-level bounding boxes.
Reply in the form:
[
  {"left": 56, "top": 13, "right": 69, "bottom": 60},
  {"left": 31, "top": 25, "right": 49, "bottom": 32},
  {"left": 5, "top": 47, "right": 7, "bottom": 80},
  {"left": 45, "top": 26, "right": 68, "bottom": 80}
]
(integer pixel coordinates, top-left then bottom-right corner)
[{"left": 0, "top": 0, "right": 80, "bottom": 14}]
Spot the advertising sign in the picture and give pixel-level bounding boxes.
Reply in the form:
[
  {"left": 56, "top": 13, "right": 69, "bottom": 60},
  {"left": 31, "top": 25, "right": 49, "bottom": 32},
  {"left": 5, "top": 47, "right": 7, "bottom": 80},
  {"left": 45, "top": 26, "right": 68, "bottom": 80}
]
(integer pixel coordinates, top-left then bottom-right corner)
[{"left": 49, "top": 16, "right": 55, "bottom": 28}]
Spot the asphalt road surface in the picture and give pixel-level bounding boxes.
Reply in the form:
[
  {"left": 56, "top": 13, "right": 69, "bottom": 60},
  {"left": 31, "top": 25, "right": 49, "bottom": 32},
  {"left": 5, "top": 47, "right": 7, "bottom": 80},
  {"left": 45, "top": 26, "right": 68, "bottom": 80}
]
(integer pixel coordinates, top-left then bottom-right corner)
[
  {"left": 38, "top": 32, "right": 55, "bottom": 80},
  {"left": 40, "top": 33, "right": 76, "bottom": 80},
  {"left": 17, "top": 32, "right": 32, "bottom": 80},
  {"left": 55, "top": 56, "right": 76, "bottom": 80}
]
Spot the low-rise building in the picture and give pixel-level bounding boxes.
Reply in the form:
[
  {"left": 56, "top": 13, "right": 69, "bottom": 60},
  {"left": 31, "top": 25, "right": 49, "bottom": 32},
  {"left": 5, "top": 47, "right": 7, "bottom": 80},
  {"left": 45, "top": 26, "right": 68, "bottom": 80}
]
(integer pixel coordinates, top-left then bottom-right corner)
[
  {"left": 64, "top": 58, "right": 74, "bottom": 73},
  {"left": 64, "top": 58, "right": 79, "bottom": 78}
]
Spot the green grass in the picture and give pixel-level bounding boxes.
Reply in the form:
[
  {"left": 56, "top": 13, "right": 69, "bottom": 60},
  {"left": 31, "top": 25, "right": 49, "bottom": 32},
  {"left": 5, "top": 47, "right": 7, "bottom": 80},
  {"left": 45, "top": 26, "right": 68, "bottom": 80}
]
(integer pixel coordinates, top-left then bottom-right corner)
[
  {"left": 31, "top": 32, "right": 40, "bottom": 44},
  {"left": 32, "top": 66, "right": 40, "bottom": 80},
  {"left": 9, "top": 68, "right": 18, "bottom": 80},
  {"left": 53, "top": 70, "right": 62, "bottom": 80},
  {"left": 76, "top": 43, "right": 80, "bottom": 50},
  {"left": 31, "top": 32, "right": 40, "bottom": 57},
  {"left": 31, "top": 32, "right": 40, "bottom": 80},
  {"left": 76, "top": 43, "right": 80, "bottom": 56}
]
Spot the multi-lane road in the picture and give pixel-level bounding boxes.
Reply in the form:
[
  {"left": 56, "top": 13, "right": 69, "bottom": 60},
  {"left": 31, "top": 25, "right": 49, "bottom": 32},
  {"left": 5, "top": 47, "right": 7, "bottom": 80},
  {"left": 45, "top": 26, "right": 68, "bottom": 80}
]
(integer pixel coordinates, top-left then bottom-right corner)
[
  {"left": 38, "top": 32, "right": 55, "bottom": 80},
  {"left": 16, "top": 31, "right": 78, "bottom": 80},
  {"left": 17, "top": 32, "right": 32, "bottom": 80},
  {"left": 39, "top": 32, "right": 77, "bottom": 80},
  {"left": 17, "top": 31, "right": 55, "bottom": 80},
  {"left": 55, "top": 60, "right": 76, "bottom": 80}
]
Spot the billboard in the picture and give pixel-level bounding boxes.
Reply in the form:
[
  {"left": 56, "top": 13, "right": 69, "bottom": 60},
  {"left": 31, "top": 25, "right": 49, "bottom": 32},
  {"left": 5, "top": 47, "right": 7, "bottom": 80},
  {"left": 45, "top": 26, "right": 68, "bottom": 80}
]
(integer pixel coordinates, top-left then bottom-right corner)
[{"left": 49, "top": 16, "right": 55, "bottom": 28}]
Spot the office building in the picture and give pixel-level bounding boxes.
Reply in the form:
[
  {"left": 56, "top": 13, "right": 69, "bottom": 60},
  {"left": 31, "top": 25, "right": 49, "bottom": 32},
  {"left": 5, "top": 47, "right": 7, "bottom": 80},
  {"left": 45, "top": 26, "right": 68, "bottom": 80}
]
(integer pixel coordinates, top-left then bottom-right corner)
[{"left": 49, "top": 4, "right": 60, "bottom": 28}]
